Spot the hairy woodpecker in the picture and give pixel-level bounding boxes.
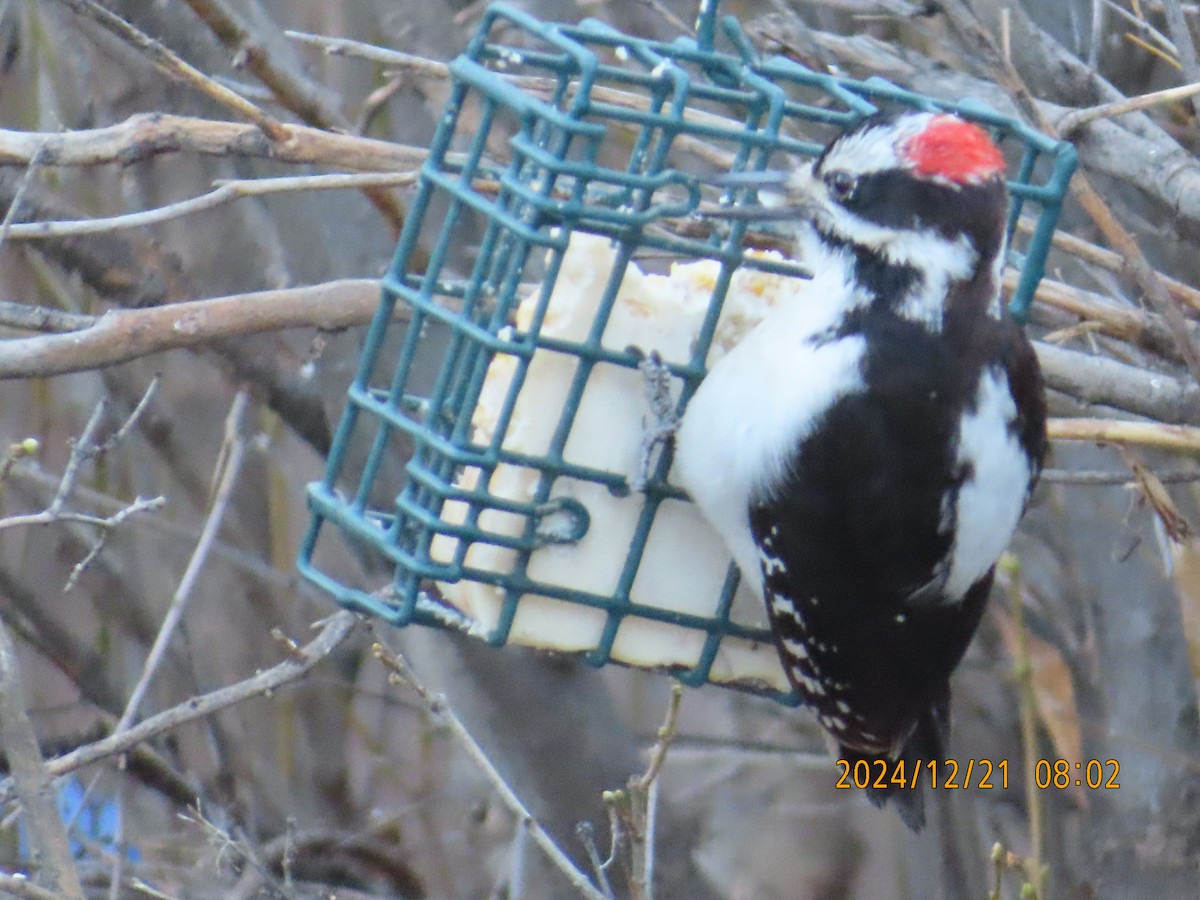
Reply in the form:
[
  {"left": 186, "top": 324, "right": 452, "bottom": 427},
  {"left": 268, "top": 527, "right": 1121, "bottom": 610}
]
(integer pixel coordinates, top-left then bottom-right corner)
[{"left": 672, "top": 111, "right": 1047, "bottom": 830}]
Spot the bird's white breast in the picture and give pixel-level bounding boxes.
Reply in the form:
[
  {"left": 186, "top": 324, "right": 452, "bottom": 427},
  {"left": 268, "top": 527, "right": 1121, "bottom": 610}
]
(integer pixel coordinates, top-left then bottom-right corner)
[{"left": 673, "top": 270, "right": 869, "bottom": 597}]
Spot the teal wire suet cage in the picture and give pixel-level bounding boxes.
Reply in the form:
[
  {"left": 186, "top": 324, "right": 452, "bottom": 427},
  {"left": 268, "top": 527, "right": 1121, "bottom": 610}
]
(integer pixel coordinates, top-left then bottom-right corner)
[{"left": 298, "top": 2, "right": 1077, "bottom": 704}]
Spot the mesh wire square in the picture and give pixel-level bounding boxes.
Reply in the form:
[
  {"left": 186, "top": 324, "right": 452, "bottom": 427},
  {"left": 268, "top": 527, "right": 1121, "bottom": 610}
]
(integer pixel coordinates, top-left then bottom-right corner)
[{"left": 297, "top": 2, "right": 1077, "bottom": 704}]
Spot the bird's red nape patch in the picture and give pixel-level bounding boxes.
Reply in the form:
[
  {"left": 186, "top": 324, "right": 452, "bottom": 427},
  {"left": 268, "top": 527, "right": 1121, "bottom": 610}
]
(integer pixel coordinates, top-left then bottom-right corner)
[{"left": 900, "top": 115, "right": 1005, "bottom": 185}]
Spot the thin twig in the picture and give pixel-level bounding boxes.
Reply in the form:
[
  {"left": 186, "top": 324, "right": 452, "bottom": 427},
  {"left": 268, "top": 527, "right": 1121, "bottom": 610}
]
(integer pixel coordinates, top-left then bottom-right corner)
[
  {"left": 0, "top": 495, "right": 165, "bottom": 535},
  {"left": 101, "top": 377, "right": 161, "bottom": 454},
  {"left": 0, "top": 618, "right": 85, "bottom": 899},
  {"left": 575, "top": 821, "right": 615, "bottom": 899},
  {"left": 1059, "top": 80, "right": 1200, "bottom": 134},
  {"left": 0, "top": 612, "right": 358, "bottom": 807},
  {"left": 0, "top": 381, "right": 165, "bottom": 587},
  {"left": 1160, "top": 1, "right": 1200, "bottom": 120},
  {"left": 0, "top": 387, "right": 167, "bottom": 565},
  {"left": 114, "top": 390, "right": 249, "bottom": 733},
  {"left": 50, "top": 0, "right": 287, "bottom": 140},
  {"left": 627, "top": 684, "right": 683, "bottom": 900},
  {"left": 285, "top": 29, "right": 452, "bottom": 77},
  {"left": 50, "top": 399, "right": 109, "bottom": 513},
  {"left": 1, "top": 171, "right": 418, "bottom": 239},
  {"left": 371, "top": 636, "right": 608, "bottom": 900},
  {"left": 61, "top": 496, "right": 167, "bottom": 592},
  {"left": 634, "top": 685, "right": 684, "bottom": 793},
  {"left": 636, "top": 0, "right": 691, "bottom": 35},
  {"left": 1102, "top": 0, "right": 1178, "bottom": 55},
  {"left": 0, "top": 143, "right": 45, "bottom": 254}
]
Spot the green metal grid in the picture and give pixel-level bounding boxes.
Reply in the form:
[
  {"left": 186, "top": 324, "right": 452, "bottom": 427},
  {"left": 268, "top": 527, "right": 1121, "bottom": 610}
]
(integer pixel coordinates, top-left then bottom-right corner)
[{"left": 297, "top": 1, "right": 1077, "bottom": 704}]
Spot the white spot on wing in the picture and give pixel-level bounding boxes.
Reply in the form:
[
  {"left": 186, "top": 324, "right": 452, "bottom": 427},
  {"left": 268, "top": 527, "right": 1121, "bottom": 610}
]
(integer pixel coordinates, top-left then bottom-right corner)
[
  {"left": 782, "top": 638, "right": 809, "bottom": 660},
  {"left": 945, "top": 367, "right": 1030, "bottom": 598}
]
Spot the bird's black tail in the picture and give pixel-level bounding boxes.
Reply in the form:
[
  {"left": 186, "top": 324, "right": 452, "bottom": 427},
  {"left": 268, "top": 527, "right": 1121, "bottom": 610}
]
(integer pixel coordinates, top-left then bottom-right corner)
[{"left": 839, "top": 689, "right": 951, "bottom": 833}]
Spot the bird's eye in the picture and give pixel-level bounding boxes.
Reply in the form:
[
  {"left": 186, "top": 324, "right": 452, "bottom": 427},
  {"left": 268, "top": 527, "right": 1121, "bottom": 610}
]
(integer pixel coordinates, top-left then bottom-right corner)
[{"left": 825, "top": 171, "right": 856, "bottom": 202}]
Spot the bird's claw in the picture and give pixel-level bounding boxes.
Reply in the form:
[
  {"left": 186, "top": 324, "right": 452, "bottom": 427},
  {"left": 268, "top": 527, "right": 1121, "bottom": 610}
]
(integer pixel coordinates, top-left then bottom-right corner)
[{"left": 627, "top": 345, "right": 679, "bottom": 493}]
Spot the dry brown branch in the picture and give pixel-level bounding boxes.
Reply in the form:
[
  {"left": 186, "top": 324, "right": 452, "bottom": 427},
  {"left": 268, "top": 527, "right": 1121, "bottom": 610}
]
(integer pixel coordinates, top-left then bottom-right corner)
[
  {"left": 1018, "top": 217, "right": 1200, "bottom": 314},
  {"left": 0, "top": 280, "right": 382, "bottom": 379},
  {"left": 1058, "top": 80, "right": 1200, "bottom": 134},
  {"left": 50, "top": 0, "right": 286, "bottom": 140},
  {"left": 1007, "top": 270, "right": 1183, "bottom": 362},
  {"left": 285, "top": 29, "right": 453, "bottom": 80},
  {"left": 0, "top": 114, "right": 427, "bottom": 171},
  {"left": 0, "top": 611, "right": 358, "bottom": 807},
  {"left": 0, "top": 617, "right": 85, "bottom": 898},
  {"left": 1047, "top": 418, "right": 1200, "bottom": 454},
  {"left": 1, "top": 171, "right": 417, "bottom": 240}
]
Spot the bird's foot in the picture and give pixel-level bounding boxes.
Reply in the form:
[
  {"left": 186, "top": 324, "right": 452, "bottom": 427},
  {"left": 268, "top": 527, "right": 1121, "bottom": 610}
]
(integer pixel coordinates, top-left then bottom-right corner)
[{"left": 627, "top": 346, "right": 679, "bottom": 493}]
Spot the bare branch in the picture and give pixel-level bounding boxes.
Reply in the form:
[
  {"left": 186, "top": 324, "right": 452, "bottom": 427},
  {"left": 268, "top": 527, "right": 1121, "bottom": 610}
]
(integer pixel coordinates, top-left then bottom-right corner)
[
  {"left": 0, "top": 618, "right": 85, "bottom": 899},
  {"left": 115, "top": 391, "right": 249, "bottom": 733},
  {"left": 0, "top": 495, "right": 165, "bottom": 535},
  {"left": 1018, "top": 217, "right": 1200, "bottom": 314},
  {"left": 285, "top": 29, "right": 452, "bottom": 80},
  {"left": 0, "top": 113, "right": 428, "bottom": 172},
  {"left": 1, "top": 171, "right": 416, "bottom": 240},
  {"left": 1059, "top": 80, "right": 1200, "bottom": 134},
  {"left": 1041, "top": 467, "right": 1200, "bottom": 485},
  {"left": 0, "top": 612, "right": 359, "bottom": 807},
  {"left": 371, "top": 634, "right": 608, "bottom": 900},
  {"left": 0, "top": 382, "right": 166, "bottom": 589},
  {"left": 49, "top": 0, "right": 287, "bottom": 140},
  {"left": 1160, "top": 1, "right": 1200, "bottom": 120},
  {"left": 1036, "top": 341, "right": 1200, "bottom": 424},
  {"left": 0, "top": 279, "right": 384, "bottom": 379},
  {"left": 1048, "top": 417, "right": 1200, "bottom": 454}
]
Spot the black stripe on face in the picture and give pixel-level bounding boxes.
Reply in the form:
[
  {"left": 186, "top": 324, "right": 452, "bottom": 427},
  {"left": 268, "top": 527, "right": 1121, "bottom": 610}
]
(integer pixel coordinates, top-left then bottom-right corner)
[
  {"left": 824, "top": 168, "right": 1008, "bottom": 261},
  {"left": 815, "top": 226, "right": 921, "bottom": 311}
]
